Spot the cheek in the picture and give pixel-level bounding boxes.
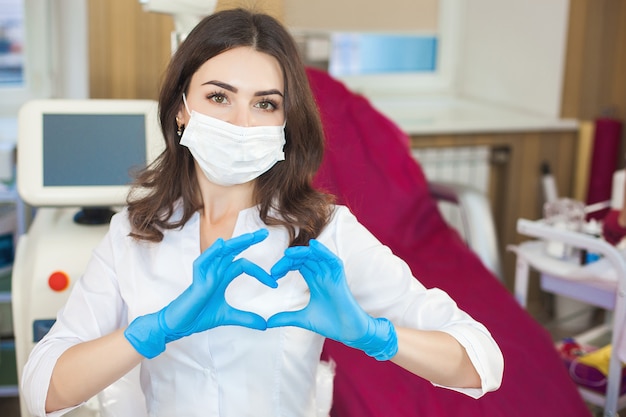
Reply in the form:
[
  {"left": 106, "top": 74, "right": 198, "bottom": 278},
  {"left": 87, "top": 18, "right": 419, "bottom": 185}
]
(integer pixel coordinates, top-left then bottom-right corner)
[
  {"left": 194, "top": 105, "right": 231, "bottom": 122},
  {"left": 258, "top": 112, "right": 285, "bottom": 126}
]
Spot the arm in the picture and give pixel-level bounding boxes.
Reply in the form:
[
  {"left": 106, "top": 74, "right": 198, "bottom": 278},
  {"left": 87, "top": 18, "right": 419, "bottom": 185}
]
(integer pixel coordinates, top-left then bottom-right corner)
[
  {"left": 46, "top": 330, "right": 142, "bottom": 412},
  {"left": 267, "top": 239, "right": 496, "bottom": 393},
  {"left": 310, "top": 206, "right": 502, "bottom": 395},
  {"left": 393, "top": 328, "right": 481, "bottom": 389},
  {"left": 21, "top": 221, "right": 134, "bottom": 416},
  {"left": 39, "top": 229, "right": 276, "bottom": 414}
]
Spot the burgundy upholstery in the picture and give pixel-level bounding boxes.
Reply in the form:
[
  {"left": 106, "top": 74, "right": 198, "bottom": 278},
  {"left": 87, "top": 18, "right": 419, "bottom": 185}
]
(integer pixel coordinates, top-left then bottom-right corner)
[{"left": 308, "top": 67, "right": 592, "bottom": 417}]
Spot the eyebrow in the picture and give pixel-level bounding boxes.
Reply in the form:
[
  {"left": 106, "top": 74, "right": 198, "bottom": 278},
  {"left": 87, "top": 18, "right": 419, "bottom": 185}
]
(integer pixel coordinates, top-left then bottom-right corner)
[{"left": 202, "top": 80, "right": 284, "bottom": 97}]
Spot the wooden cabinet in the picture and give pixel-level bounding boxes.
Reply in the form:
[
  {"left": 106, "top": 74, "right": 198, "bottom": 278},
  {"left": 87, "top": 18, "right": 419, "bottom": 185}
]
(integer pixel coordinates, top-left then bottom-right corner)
[{"left": 410, "top": 128, "right": 579, "bottom": 292}]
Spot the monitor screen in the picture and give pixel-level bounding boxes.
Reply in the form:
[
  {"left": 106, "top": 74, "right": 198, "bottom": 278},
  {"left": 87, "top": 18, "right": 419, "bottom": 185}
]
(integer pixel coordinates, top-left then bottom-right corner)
[{"left": 18, "top": 99, "right": 164, "bottom": 208}]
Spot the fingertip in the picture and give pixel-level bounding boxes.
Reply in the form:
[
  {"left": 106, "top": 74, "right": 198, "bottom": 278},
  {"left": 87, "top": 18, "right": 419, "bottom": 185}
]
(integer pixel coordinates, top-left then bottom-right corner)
[
  {"left": 308, "top": 240, "right": 325, "bottom": 254},
  {"left": 265, "top": 273, "right": 279, "bottom": 287},
  {"left": 246, "top": 228, "right": 269, "bottom": 245},
  {"left": 308, "top": 239, "right": 336, "bottom": 260},
  {"left": 270, "top": 265, "right": 288, "bottom": 279},
  {"left": 266, "top": 315, "right": 281, "bottom": 328},
  {"left": 248, "top": 227, "right": 267, "bottom": 239},
  {"left": 258, "top": 272, "right": 279, "bottom": 288}
]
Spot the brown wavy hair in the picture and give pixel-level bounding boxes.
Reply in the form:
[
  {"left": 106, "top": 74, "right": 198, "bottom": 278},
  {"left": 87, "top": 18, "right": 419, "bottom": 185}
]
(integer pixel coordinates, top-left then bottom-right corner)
[{"left": 126, "top": 8, "right": 334, "bottom": 246}]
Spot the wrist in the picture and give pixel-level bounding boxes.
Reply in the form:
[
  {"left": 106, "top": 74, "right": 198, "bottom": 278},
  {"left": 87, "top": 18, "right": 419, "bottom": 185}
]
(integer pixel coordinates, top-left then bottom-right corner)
[
  {"left": 349, "top": 317, "right": 398, "bottom": 361},
  {"left": 124, "top": 313, "right": 167, "bottom": 359}
]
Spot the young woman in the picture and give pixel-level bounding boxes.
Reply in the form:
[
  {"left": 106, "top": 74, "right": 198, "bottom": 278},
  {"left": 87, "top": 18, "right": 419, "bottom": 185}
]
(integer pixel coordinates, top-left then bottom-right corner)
[{"left": 22, "top": 8, "right": 503, "bottom": 417}]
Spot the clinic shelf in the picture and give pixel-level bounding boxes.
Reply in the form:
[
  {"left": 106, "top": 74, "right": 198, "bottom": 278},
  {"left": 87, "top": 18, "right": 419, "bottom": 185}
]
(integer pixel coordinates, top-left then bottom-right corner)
[
  {"left": 511, "top": 240, "right": 618, "bottom": 309},
  {"left": 0, "top": 264, "right": 10, "bottom": 303},
  {"left": 0, "top": 182, "right": 29, "bottom": 237},
  {"left": 0, "top": 183, "right": 25, "bottom": 399},
  {"left": 0, "top": 338, "right": 17, "bottom": 398},
  {"left": 511, "top": 219, "right": 626, "bottom": 417}
]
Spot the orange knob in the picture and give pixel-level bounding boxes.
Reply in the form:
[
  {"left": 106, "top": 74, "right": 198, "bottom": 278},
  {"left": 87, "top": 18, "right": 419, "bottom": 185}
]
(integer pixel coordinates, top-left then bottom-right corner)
[{"left": 48, "top": 271, "right": 70, "bottom": 292}]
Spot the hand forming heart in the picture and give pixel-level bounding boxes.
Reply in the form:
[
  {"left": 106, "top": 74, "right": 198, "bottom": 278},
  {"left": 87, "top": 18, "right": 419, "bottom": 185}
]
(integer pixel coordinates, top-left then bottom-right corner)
[
  {"left": 125, "top": 229, "right": 397, "bottom": 360},
  {"left": 266, "top": 239, "right": 398, "bottom": 360},
  {"left": 125, "top": 228, "right": 276, "bottom": 358}
]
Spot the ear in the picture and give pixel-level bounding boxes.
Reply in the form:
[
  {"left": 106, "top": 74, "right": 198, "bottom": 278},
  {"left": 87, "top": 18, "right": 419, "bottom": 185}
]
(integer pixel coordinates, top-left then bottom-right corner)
[
  {"left": 175, "top": 107, "right": 187, "bottom": 138},
  {"left": 176, "top": 107, "right": 187, "bottom": 126}
]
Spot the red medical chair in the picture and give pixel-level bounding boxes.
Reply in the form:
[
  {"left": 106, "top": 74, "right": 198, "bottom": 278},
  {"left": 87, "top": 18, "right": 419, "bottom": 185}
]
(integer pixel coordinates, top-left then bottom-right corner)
[{"left": 307, "top": 67, "right": 592, "bottom": 417}]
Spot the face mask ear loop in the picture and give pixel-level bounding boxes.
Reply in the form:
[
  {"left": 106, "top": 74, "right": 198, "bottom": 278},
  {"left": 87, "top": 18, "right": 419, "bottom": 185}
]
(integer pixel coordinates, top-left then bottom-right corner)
[{"left": 182, "top": 93, "right": 192, "bottom": 117}]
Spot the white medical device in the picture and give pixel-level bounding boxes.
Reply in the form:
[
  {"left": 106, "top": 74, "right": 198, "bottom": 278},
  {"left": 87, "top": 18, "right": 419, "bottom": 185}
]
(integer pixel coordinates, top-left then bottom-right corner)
[
  {"left": 12, "top": 99, "right": 164, "bottom": 417},
  {"left": 17, "top": 99, "right": 163, "bottom": 209}
]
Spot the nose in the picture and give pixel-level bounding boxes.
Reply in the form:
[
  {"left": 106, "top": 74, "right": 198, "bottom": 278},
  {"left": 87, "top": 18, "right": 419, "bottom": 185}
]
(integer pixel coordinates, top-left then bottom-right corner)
[{"left": 231, "top": 105, "right": 252, "bottom": 127}]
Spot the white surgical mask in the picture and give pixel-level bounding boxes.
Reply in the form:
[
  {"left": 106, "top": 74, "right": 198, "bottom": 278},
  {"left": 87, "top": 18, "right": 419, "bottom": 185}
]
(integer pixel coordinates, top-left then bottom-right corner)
[{"left": 179, "top": 94, "right": 286, "bottom": 186}]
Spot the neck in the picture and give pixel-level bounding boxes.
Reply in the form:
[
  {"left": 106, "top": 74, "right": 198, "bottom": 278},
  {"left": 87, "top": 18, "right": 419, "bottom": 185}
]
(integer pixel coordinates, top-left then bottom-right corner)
[
  {"left": 201, "top": 181, "right": 255, "bottom": 218},
  {"left": 196, "top": 172, "right": 256, "bottom": 251}
]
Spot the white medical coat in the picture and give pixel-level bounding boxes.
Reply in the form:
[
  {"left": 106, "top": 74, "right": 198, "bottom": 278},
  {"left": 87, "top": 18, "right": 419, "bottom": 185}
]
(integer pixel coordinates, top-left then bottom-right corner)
[{"left": 23, "top": 204, "right": 503, "bottom": 417}]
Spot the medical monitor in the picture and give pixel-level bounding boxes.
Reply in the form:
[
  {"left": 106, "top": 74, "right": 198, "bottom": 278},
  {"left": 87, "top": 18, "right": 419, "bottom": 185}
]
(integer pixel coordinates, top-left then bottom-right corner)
[{"left": 17, "top": 99, "right": 164, "bottom": 210}]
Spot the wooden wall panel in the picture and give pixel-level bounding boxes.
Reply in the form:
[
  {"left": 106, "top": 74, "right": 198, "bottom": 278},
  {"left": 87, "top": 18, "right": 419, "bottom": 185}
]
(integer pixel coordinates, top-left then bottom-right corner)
[
  {"left": 283, "top": 0, "right": 437, "bottom": 31},
  {"left": 88, "top": 0, "right": 172, "bottom": 99},
  {"left": 88, "top": 0, "right": 283, "bottom": 99},
  {"left": 216, "top": 0, "right": 284, "bottom": 20},
  {"left": 561, "top": 0, "right": 626, "bottom": 157}
]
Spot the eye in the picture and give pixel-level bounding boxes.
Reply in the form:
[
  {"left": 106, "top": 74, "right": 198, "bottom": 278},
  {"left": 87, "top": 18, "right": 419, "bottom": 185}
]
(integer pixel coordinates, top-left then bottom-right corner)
[
  {"left": 208, "top": 92, "right": 228, "bottom": 104},
  {"left": 255, "top": 99, "right": 279, "bottom": 111}
]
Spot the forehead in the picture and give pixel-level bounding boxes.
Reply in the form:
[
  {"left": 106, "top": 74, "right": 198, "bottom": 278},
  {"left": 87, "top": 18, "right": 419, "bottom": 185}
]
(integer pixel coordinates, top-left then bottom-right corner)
[{"left": 190, "top": 47, "right": 284, "bottom": 91}]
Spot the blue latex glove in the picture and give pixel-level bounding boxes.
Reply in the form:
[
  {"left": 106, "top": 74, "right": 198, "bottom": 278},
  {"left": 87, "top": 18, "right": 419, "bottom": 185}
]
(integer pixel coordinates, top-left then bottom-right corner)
[
  {"left": 267, "top": 239, "right": 398, "bottom": 361},
  {"left": 125, "top": 229, "right": 275, "bottom": 358}
]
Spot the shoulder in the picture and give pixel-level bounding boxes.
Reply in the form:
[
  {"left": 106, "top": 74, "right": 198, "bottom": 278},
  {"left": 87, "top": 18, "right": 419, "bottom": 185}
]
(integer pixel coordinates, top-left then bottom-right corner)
[
  {"left": 321, "top": 204, "right": 384, "bottom": 249},
  {"left": 327, "top": 205, "right": 375, "bottom": 235},
  {"left": 327, "top": 204, "right": 357, "bottom": 224},
  {"left": 111, "top": 199, "right": 188, "bottom": 237},
  {"left": 109, "top": 207, "right": 132, "bottom": 236}
]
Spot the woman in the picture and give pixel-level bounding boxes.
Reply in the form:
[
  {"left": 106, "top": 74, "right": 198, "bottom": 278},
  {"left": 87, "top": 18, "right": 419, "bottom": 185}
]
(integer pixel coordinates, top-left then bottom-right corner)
[{"left": 22, "top": 8, "right": 503, "bottom": 417}]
